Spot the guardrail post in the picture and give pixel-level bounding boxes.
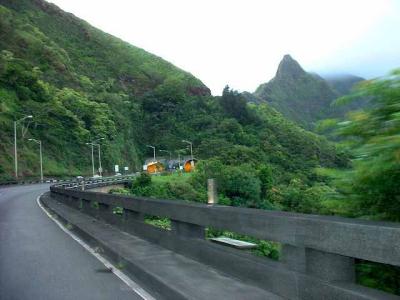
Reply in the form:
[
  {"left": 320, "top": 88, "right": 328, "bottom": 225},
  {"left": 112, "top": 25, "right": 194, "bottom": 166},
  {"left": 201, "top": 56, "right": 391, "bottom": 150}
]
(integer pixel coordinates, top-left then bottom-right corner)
[
  {"left": 80, "top": 198, "right": 91, "bottom": 213},
  {"left": 281, "top": 244, "right": 306, "bottom": 273},
  {"left": 281, "top": 245, "right": 355, "bottom": 282},
  {"left": 305, "top": 248, "right": 355, "bottom": 282},
  {"left": 95, "top": 202, "right": 113, "bottom": 223}
]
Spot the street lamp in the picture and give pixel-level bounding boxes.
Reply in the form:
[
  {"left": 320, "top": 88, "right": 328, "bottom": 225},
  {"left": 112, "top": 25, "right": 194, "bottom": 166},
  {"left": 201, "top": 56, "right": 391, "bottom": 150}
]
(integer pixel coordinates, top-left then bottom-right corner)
[
  {"left": 28, "top": 139, "right": 43, "bottom": 182},
  {"left": 14, "top": 115, "right": 33, "bottom": 179},
  {"left": 86, "top": 142, "right": 95, "bottom": 177},
  {"left": 94, "top": 138, "right": 104, "bottom": 176},
  {"left": 182, "top": 139, "right": 194, "bottom": 167},
  {"left": 176, "top": 149, "right": 187, "bottom": 171},
  {"left": 86, "top": 138, "right": 105, "bottom": 177},
  {"left": 146, "top": 145, "right": 156, "bottom": 162},
  {"left": 182, "top": 140, "right": 193, "bottom": 161}
]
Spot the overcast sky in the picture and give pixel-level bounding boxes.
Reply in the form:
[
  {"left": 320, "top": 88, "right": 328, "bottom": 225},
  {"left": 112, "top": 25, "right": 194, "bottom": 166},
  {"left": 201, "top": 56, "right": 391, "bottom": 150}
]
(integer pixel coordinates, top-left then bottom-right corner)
[{"left": 48, "top": 0, "right": 400, "bottom": 95}]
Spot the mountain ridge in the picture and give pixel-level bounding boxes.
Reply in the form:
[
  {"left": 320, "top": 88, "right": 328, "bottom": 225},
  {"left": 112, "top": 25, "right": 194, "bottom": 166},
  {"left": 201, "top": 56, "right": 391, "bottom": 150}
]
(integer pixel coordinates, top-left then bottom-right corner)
[{"left": 252, "top": 55, "right": 365, "bottom": 128}]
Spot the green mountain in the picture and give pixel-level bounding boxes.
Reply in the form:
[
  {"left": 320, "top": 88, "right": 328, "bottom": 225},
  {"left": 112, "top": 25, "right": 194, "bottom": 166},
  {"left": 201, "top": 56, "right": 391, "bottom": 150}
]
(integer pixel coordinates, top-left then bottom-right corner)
[
  {"left": 0, "top": 0, "right": 345, "bottom": 184},
  {"left": 253, "top": 55, "right": 365, "bottom": 129},
  {"left": 0, "top": 0, "right": 208, "bottom": 178}
]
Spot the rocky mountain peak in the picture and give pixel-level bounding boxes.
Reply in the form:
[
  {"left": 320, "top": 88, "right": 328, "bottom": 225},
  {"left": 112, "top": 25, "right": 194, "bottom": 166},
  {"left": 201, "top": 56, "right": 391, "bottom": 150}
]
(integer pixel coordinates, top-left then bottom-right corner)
[{"left": 276, "top": 54, "right": 306, "bottom": 79}]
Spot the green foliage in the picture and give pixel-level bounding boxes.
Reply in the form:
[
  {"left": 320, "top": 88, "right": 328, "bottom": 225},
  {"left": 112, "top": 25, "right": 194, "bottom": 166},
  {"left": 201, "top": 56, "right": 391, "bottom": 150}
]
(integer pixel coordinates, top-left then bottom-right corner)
[
  {"left": 257, "top": 164, "right": 274, "bottom": 199},
  {"left": 133, "top": 173, "right": 152, "bottom": 188},
  {"left": 220, "top": 165, "right": 261, "bottom": 207},
  {"left": 206, "top": 228, "right": 280, "bottom": 260},
  {"left": 329, "top": 71, "right": 400, "bottom": 221},
  {"left": 356, "top": 261, "right": 400, "bottom": 295},
  {"left": 144, "top": 216, "right": 171, "bottom": 230},
  {"left": 220, "top": 86, "right": 257, "bottom": 124},
  {"left": 109, "top": 188, "right": 131, "bottom": 195}
]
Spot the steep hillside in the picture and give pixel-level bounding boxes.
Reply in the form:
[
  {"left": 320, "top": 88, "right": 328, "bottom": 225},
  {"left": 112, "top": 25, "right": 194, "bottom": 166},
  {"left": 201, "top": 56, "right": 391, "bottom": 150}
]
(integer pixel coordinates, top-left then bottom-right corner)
[
  {"left": 253, "top": 55, "right": 366, "bottom": 129},
  {"left": 0, "top": 0, "right": 345, "bottom": 184},
  {"left": 0, "top": 0, "right": 208, "bottom": 179}
]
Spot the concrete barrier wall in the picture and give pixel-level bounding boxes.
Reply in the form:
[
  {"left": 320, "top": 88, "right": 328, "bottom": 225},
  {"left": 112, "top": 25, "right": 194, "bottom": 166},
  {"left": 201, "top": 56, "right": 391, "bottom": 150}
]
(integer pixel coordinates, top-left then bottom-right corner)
[{"left": 49, "top": 180, "right": 400, "bottom": 300}]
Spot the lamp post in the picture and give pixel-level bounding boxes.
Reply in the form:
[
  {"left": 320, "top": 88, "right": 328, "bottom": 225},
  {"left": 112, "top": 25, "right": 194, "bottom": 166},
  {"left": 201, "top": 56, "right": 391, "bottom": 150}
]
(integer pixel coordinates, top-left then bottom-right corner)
[
  {"left": 86, "top": 142, "right": 95, "bottom": 177},
  {"left": 28, "top": 138, "right": 43, "bottom": 182},
  {"left": 86, "top": 138, "right": 104, "bottom": 177},
  {"left": 182, "top": 140, "right": 194, "bottom": 169},
  {"left": 176, "top": 149, "right": 186, "bottom": 171},
  {"left": 146, "top": 145, "right": 156, "bottom": 162},
  {"left": 94, "top": 138, "right": 104, "bottom": 176},
  {"left": 182, "top": 140, "right": 193, "bottom": 161},
  {"left": 14, "top": 115, "right": 33, "bottom": 179}
]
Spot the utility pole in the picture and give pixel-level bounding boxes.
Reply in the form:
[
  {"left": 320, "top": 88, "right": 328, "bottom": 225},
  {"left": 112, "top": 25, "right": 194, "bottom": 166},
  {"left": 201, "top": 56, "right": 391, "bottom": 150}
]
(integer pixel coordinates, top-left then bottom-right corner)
[
  {"left": 14, "top": 115, "right": 33, "bottom": 179},
  {"left": 28, "top": 139, "right": 43, "bottom": 182},
  {"left": 86, "top": 142, "right": 95, "bottom": 177},
  {"left": 97, "top": 143, "right": 102, "bottom": 177}
]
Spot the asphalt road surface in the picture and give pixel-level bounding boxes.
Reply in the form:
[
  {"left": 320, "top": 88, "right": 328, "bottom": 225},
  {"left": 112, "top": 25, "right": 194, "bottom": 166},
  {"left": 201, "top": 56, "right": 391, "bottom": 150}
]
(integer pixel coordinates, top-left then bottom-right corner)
[{"left": 0, "top": 184, "right": 144, "bottom": 300}]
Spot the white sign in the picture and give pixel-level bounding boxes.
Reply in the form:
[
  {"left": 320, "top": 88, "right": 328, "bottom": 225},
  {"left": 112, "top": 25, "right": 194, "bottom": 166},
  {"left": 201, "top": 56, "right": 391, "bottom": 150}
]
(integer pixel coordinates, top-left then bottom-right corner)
[
  {"left": 114, "top": 165, "right": 119, "bottom": 172},
  {"left": 124, "top": 166, "right": 129, "bottom": 171},
  {"left": 143, "top": 165, "right": 147, "bottom": 171},
  {"left": 98, "top": 167, "right": 103, "bottom": 173}
]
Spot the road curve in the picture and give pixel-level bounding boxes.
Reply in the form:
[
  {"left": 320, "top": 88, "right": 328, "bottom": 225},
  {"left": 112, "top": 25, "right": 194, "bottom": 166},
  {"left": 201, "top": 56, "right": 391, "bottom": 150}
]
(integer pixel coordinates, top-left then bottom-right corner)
[{"left": 0, "top": 184, "right": 143, "bottom": 300}]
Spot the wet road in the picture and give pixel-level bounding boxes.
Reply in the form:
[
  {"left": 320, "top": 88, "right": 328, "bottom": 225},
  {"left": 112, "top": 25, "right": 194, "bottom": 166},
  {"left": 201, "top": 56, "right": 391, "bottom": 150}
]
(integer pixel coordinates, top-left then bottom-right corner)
[{"left": 0, "top": 184, "right": 143, "bottom": 300}]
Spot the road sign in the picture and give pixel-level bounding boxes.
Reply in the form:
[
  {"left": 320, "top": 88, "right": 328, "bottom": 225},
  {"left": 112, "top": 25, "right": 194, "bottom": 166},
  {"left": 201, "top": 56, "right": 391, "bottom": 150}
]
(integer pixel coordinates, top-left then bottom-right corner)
[
  {"left": 114, "top": 165, "right": 119, "bottom": 172},
  {"left": 124, "top": 166, "right": 129, "bottom": 171}
]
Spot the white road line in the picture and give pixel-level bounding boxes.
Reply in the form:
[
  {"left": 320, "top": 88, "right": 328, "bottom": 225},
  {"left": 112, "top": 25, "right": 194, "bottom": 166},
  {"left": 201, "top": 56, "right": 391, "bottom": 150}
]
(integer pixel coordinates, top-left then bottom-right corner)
[{"left": 36, "top": 193, "right": 156, "bottom": 300}]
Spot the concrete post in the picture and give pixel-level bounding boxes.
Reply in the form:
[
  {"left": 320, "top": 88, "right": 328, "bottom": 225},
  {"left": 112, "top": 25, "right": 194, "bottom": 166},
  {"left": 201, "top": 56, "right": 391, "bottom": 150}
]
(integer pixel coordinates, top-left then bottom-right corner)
[
  {"left": 306, "top": 248, "right": 355, "bottom": 282},
  {"left": 207, "top": 179, "right": 217, "bottom": 205},
  {"left": 281, "top": 245, "right": 355, "bottom": 282},
  {"left": 281, "top": 244, "right": 306, "bottom": 273}
]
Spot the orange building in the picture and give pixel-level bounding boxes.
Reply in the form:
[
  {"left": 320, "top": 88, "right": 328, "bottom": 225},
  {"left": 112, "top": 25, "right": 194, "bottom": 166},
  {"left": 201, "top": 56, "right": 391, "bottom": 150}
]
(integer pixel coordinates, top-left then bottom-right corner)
[
  {"left": 146, "top": 162, "right": 165, "bottom": 174},
  {"left": 183, "top": 159, "right": 197, "bottom": 172}
]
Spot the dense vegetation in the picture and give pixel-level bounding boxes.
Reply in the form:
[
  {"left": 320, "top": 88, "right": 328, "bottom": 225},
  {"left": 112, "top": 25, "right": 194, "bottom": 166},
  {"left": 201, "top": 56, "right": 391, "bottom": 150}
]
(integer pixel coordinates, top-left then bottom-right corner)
[
  {"left": 0, "top": 0, "right": 343, "bottom": 185},
  {"left": 0, "top": 0, "right": 208, "bottom": 179}
]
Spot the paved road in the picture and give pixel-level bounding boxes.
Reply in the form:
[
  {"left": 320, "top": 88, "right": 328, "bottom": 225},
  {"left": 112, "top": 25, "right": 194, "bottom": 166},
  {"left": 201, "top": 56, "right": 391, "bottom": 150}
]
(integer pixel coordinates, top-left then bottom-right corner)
[{"left": 0, "top": 184, "right": 143, "bottom": 300}]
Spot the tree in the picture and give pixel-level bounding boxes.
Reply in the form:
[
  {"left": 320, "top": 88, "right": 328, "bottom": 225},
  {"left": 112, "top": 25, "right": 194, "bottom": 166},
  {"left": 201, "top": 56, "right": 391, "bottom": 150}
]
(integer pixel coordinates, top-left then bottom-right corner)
[
  {"left": 332, "top": 69, "right": 400, "bottom": 221},
  {"left": 220, "top": 86, "right": 255, "bottom": 124}
]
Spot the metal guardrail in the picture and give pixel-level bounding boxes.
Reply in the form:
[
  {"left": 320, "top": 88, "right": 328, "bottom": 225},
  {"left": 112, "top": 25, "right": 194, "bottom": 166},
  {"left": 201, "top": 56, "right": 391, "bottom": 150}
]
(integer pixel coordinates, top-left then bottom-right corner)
[
  {"left": 52, "top": 175, "right": 137, "bottom": 190},
  {"left": 0, "top": 178, "right": 70, "bottom": 187},
  {"left": 49, "top": 179, "right": 400, "bottom": 300}
]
